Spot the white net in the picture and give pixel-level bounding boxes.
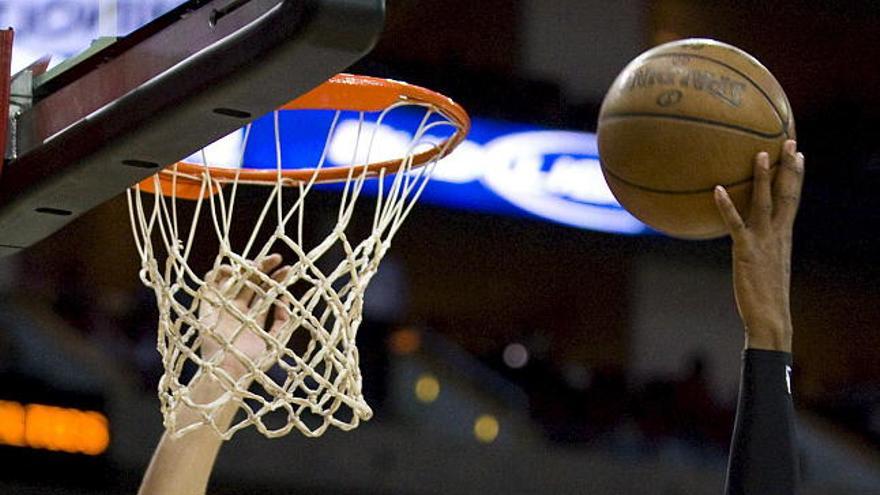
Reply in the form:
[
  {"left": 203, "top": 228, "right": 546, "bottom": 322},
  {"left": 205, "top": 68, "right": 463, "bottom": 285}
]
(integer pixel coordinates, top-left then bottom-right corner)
[{"left": 127, "top": 98, "right": 463, "bottom": 439}]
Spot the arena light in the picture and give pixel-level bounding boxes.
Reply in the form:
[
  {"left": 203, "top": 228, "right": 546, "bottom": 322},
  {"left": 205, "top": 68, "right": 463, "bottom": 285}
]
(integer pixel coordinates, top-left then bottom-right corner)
[
  {"left": 0, "top": 400, "right": 110, "bottom": 456},
  {"left": 502, "top": 343, "right": 529, "bottom": 369},
  {"left": 473, "top": 414, "right": 500, "bottom": 443},
  {"left": 389, "top": 328, "right": 422, "bottom": 356},
  {"left": 414, "top": 374, "right": 441, "bottom": 404}
]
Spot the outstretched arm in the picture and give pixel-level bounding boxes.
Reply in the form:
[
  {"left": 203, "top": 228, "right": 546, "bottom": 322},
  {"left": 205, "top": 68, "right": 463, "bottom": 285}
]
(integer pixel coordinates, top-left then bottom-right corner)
[
  {"left": 137, "top": 377, "right": 240, "bottom": 495},
  {"left": 139, "top": 255, "right": 290, "bottom": 495},
  {"left": 715, "top": 140, "right": 804, "bottom": 495}
]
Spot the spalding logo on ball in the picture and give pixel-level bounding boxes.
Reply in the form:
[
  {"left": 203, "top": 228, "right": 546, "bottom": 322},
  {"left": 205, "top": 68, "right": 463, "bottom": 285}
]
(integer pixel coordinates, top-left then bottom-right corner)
[{"left": 597, "top": 38, "right": 795, "bottom": 240}]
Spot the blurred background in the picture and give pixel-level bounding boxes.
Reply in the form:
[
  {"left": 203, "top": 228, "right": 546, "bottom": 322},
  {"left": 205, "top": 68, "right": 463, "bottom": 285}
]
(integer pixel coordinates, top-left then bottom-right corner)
[{"left": 1, "top": 0, "right": 880, "bottom": 494}]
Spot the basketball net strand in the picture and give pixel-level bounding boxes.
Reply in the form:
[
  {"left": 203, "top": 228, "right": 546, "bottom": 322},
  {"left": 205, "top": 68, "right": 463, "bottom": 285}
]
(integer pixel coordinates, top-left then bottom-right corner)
[{"left": 127, "top": 101, "right": 460, "bottom": 440}]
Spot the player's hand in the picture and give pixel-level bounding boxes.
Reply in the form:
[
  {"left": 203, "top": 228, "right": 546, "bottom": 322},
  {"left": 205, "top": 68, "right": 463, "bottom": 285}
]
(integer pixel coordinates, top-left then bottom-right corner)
[
  {"left": 713, "top": 140, "right": 804, "bottom": 352},
  {"left": 198, "top": 254, "right": 291, "bottom": 379}
]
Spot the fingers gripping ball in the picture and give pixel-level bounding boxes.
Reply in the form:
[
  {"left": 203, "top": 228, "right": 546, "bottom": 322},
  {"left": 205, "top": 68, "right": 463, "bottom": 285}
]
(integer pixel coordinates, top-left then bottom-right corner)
[{"left": 597, "top": 38, "right": 795, "bottom": 239}]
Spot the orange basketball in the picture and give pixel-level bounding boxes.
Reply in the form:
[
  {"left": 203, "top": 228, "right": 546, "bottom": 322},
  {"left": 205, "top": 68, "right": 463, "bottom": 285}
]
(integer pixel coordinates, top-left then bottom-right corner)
[{"left": 597, "top": 39, "right": 795, "bottom": 239}]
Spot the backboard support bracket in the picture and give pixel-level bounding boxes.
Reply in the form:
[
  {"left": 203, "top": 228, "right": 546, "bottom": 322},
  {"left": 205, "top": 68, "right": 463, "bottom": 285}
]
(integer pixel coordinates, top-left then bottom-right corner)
[
  {"left": 7, "top": 56, "right": 51, "bottom": 161},
  {"left": 0, "top": 30, "right": 12, "bottom": 171}
]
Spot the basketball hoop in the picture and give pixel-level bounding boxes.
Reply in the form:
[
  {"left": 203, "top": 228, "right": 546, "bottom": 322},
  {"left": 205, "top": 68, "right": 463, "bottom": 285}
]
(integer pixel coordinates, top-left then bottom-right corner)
[{"left": 127, "top": 74, "right": 470, "bottom": 439}]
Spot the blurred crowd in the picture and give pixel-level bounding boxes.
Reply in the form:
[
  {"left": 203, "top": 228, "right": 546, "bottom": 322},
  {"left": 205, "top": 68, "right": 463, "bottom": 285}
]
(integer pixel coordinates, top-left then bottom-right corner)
[
  {"left": 1, "top": 253, "right": 878, "bottom": 465},
  {"left": 490, "top": 346, "right": 735, "bottom": 463}
]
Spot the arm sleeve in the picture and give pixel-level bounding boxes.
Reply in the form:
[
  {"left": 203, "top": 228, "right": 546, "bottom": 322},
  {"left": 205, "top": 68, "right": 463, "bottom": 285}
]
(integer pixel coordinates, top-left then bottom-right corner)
[{"left": 724, "top": 349, "right": 798, "bottom": 495}]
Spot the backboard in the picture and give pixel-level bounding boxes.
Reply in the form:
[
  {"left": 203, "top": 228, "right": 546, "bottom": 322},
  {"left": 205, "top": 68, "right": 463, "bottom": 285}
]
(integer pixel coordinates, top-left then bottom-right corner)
[{"left": 0, "top": 0, "right": 386, "bottom": 257}]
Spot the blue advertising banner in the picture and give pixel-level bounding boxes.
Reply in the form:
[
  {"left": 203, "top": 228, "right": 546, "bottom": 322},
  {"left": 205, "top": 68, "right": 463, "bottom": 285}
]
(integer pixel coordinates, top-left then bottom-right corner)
[{"left": 240, "top": 108, "right": 651, "bottom": 235}]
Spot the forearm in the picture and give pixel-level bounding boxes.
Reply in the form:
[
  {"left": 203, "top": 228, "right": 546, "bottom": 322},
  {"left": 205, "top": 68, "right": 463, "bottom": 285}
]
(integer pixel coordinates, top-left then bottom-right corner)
[
  {"left": 138, "top": 377, "right": 239, "bottom": 495},
  {"left": 724, "top": 349, "right": 798, "bottom": 495}
]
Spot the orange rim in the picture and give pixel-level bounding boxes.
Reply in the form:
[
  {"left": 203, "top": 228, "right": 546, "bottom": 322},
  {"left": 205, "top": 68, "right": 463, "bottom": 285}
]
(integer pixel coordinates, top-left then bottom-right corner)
[{"left": 139, "top": 74, "right": 471, "bottom": 199}]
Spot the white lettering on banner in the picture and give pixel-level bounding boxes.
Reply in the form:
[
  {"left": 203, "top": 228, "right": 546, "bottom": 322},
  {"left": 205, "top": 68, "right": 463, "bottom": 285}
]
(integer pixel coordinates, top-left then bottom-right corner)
[
  {"left": 427, "top": 139, "right": 484, "bottom": 184},
  {"left": 543, "top": 156, "right": 615, "bottom": 204},
  {"left": 183, "top": 131, "right": 244, "bottom": 169},
  {"left": 326, "top": 121, "right": 647, "bottom": 234},
  {"left": 481, "top": 130, "right": 644, "bottom": 233},
  {"left": 327, "top": 119, "right": 418, "bottom": 166},
  {"left": 326, "top": 119, "right": 484, "bottom": 184}
]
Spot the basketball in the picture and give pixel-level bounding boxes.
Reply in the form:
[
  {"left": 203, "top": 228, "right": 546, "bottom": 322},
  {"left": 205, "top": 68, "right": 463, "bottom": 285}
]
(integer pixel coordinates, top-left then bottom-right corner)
[{"left": 597, "top": 38, "right": 795, "bottom": 239}]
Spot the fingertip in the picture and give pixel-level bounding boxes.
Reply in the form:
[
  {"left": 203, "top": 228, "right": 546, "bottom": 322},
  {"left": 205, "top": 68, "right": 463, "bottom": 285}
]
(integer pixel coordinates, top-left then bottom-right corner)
[
  {"left": 756, "top": 151, "right": 770, "bottom": 170},
  {"left": 273, "top": 301, "right": 291, "bottom": 324},
  {"left": 257, "top": 253, "right": 283, "bottom": 271},
  {"left": 785, "top": 139, "right": 797, "bottom": 155},
  {"left": 713, "top": 184, "right": 746, "bottom": 233},
  {"left": 207, "top": 265, "right": 232, "bottom": 285},
  {"left": 272, "top": 267, "right": 291, "bottom": 284},
  {"left": 713, "top": 186, "right": 733, "bottom": 213}
]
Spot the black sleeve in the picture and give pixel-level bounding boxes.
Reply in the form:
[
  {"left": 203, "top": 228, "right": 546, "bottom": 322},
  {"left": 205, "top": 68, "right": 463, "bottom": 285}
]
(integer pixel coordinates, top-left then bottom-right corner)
[{"left": 724, "top": 349, "right": 798, "bottom": 495}]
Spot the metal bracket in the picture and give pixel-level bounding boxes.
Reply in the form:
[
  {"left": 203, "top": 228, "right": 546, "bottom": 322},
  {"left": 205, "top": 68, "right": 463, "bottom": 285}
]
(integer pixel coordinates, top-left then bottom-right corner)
[{"left": 6, "top": 56, "right": 50, "bottom": 161}]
